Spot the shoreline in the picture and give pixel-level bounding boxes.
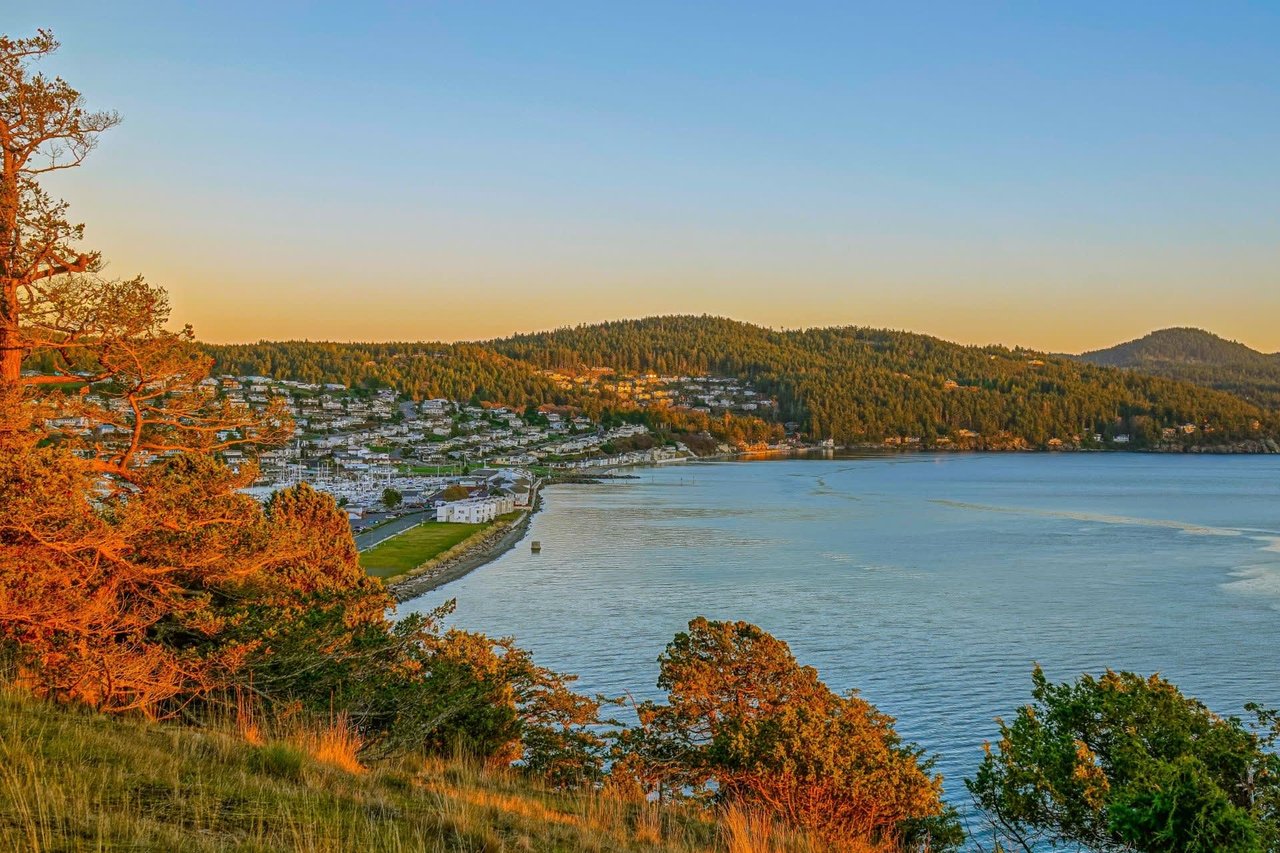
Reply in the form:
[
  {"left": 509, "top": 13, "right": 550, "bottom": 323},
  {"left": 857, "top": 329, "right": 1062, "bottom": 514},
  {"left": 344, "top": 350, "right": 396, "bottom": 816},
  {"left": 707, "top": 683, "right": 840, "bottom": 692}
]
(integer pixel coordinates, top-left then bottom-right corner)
[
  {"left": 386, "top": 489, "right": 544, "bottom": 602},
  {"left": 384, "top": 441, "right": 1280, "bottom": 602}
]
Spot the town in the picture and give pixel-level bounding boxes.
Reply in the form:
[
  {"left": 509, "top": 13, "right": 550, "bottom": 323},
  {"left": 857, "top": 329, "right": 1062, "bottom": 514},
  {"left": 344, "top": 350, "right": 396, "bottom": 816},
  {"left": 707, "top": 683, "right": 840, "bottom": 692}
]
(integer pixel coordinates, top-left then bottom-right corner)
[{"left": 213, "top": 371, "right": 778, "bottom": 529}]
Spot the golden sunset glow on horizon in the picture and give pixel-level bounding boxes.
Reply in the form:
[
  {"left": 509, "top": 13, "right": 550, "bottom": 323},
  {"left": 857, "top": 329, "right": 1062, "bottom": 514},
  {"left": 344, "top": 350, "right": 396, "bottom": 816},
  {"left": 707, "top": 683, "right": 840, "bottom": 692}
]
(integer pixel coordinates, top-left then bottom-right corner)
[{"left": 23, "top": 2, "right": 1280, "bottom": 353}]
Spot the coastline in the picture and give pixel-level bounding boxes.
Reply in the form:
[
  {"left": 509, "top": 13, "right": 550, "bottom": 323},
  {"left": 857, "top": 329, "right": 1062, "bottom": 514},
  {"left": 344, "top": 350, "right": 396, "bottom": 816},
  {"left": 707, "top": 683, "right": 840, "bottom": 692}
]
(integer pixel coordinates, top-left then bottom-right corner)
[
  {"left": 386, "top": 488, "right": 544, "bottom": 602},
  {"left": 383, "top": 439, "right": 1280, "bottom": 602},
  {"left": 384, "top": 453, "right": 786, "bottom": 602}
]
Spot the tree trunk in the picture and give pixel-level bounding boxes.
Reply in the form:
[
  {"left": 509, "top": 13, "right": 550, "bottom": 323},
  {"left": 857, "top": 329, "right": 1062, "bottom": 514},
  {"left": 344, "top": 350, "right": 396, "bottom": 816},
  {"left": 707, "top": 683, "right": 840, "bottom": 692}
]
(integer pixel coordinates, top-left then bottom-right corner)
[
  {"left": 0, "top": 287, "right": 18, "bottom": 385},
  {"left": 0, "top": 156, "right": 19, "bottom": 386}
]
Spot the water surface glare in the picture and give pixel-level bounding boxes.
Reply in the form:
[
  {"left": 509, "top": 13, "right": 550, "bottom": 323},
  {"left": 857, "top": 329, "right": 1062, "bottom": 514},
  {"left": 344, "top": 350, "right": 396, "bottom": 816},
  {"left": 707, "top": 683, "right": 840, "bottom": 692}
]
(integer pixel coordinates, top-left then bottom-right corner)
[{"left": 402, "top": 453, "right": 1280, "bottom": 815}]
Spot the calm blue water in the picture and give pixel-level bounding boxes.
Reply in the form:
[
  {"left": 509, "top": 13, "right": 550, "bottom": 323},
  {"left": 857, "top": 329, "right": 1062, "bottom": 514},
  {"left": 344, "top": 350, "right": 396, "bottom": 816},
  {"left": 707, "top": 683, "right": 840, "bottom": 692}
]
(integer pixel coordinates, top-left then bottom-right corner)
[{"left": 402, "top": 453, "right": 1280, "bottom": 816}]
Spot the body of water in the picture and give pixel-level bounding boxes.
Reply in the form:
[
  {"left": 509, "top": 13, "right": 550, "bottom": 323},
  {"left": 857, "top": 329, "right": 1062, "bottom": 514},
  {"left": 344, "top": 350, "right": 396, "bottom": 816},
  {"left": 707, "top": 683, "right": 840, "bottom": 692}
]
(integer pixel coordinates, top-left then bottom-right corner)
[{"left": 402, "top": 453, "right": 1280, "bottom": 815}]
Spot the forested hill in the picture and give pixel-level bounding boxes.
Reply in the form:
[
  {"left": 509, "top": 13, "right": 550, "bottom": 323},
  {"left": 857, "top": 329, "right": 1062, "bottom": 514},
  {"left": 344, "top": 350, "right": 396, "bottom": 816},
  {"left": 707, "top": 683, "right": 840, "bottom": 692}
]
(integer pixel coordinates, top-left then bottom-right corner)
[
  {"left": 1078, "top": 328, "right": 1280, "bottom": 409},
  {"left": 206, "top": 341, "right": 567, "bottom": 405},
  {"left": 205, "top": 317, "right": 1280, "bottom": 451},
  {"left": 493, "top": 316, "right": 1279, "bottom": 449}
]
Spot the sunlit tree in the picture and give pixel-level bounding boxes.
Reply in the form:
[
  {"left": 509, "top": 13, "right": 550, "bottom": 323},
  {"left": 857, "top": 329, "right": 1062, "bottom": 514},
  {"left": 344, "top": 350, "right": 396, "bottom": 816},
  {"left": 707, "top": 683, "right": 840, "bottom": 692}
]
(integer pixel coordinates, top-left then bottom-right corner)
[
  {"left": 968, "top": 667, "right": 1280, "bottom": 852},
  {"left": 0, "top": 30, "right": 118, "bottom": 385},
  {"left": 616, "top": 617, "right": 962, "bottom": 849},
  {"left": 0, "top": 30, "right": 290, "bottom": 714}
]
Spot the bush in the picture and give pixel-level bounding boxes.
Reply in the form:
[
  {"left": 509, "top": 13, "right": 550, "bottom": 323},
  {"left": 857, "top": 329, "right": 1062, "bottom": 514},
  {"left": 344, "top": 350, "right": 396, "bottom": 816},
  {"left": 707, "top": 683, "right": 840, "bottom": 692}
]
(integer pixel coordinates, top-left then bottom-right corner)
[
  {"left": 968, "top": 667, "right": 1280, "bottom": 852},
  {"left": 615, "top": 618, "right": 961, "bottom": 850}
]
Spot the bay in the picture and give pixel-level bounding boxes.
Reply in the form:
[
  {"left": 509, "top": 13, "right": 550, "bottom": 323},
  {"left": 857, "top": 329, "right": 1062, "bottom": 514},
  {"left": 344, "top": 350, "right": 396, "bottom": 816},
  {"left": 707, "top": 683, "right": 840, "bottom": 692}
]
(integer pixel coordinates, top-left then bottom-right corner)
[{"left": 401, "top": 453, "right": 1280, "bottom": 815}]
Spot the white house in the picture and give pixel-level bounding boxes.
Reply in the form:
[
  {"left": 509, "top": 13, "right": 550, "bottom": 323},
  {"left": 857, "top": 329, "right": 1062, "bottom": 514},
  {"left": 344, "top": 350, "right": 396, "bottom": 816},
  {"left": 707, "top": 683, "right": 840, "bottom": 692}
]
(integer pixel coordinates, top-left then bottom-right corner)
[{"left": 436, "top": 495, "right": 515, "bottom": 524}]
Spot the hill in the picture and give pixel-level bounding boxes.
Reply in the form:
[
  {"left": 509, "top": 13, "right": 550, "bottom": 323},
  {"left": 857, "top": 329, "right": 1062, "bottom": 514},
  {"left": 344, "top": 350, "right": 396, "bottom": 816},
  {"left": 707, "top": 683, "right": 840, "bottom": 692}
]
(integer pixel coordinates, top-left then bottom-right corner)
[
  {"left": 205, "top": 340, "right": 567, "bottom": 404},
  {"left": 1078, "top": 328, "right": 1280, "bottom": 408},
  {"left": 0, "top": 687, "right": 810, "bottom": 852},
  {"left": 492, "top": 316, "right": 1279, "bottom": 450},
  {"left": 206, "top": 317, "right": 1280, "bottom": 451}
]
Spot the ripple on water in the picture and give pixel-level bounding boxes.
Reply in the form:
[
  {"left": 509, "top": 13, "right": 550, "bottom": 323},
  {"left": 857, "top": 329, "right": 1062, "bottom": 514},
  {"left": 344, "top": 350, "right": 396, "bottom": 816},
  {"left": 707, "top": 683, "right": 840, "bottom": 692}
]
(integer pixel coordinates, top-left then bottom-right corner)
[{"left": 401, "top": 454, "right": 1280, "bottom": 830}]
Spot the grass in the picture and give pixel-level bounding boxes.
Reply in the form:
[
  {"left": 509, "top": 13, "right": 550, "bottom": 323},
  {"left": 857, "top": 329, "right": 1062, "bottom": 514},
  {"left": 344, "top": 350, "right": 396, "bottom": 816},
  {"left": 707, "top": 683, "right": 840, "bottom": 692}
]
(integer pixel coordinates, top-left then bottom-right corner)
[
  {"left": 359, "top": 521, "right": 491, "bottom": 579},
  {"left": 0, "top": 687, "right": 827, "bottom": 852}
]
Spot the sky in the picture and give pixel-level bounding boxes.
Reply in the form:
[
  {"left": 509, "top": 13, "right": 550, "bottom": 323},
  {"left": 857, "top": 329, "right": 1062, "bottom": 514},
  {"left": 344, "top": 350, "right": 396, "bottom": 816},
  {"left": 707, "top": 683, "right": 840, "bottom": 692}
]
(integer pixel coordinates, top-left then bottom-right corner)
[{"left": 12, "top": 1, "right": 1280, "bottom": 351}]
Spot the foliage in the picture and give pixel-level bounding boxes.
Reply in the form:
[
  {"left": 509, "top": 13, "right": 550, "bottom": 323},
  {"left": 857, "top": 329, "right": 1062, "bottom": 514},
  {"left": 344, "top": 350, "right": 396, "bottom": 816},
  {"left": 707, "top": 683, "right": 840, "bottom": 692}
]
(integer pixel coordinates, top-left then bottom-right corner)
[
  {"left": 495, "top": 316, "right": 1280, "bottom": 447},
  {"left": 1080, "top": 327, "right": 1280, "bottom": 409},
  {"left": 204, "top": 337, "right": 783, "bottom": 449},
  {"left": 206, "top": 340, "right": 568, "bottom": 407},
  {"left": 202, "top": 490, "right": 611, "bottom": 781},
  {"left": 616, "top": 618, "right": 962, "bottom": 850},
  {"left": 207, "top": 316, "right": 1280, "bottom": 449},
  {"left": 0, "top": 30, "right": 609, "bottom": 795},
  {"left": 967, "top": 666, "right": 1280, "bottom": 852},
  {"left": 382, "top": 486, "right": 402, "bottom": 509},
  {"left": 0, "top": 413, "right": 279, "bottom": 713}
]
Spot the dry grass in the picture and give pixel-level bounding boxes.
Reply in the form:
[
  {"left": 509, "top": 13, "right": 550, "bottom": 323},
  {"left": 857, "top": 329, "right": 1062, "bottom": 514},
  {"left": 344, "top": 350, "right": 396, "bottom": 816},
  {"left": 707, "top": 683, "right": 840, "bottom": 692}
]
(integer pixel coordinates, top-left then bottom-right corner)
[
  {"left": 0, "top": 687, "right": 844, "bottom": 852},
  {"left": 718, "top": 804, "right": 833, "bottom": 853},
  {"left": 299, "top": 711, "right": 365, "bottom": 775},
  {"left": 235, "top": 690, "right": 265, "bottom": 746}
]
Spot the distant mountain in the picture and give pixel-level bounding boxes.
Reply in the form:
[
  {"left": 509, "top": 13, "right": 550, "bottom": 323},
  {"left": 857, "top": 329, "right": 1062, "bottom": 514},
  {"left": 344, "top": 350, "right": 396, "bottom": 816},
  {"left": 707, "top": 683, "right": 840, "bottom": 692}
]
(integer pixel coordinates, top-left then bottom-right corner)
[
  {"left": 492, "top": 316, "right": 1279, "bottom": 449},
  {"left": 203, "top": 317, "right": 1280, "bottom": 451},
  {"left": 1079, "top": 328, "right": 1280, "bottom": 408}
]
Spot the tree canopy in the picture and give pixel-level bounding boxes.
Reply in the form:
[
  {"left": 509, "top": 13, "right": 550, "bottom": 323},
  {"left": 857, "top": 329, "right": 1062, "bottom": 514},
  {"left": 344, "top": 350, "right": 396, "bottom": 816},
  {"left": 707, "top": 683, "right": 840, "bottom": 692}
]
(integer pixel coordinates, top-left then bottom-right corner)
[
  {"left": 968, "top": 666, "right": 1280, "bottom": 852},
  {"left": 616, "top": 617, "right": 963, "bottom": 850},
  {"left": 205, "top": 316, "right": 1280, "bottom": 450}
]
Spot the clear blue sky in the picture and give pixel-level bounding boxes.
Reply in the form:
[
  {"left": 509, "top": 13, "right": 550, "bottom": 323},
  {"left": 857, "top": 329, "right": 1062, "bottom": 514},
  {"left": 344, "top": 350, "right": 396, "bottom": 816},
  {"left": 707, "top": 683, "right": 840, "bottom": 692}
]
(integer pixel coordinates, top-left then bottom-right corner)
[{"left": 14, "top": 1, "right": 1280, "bottom": 349}]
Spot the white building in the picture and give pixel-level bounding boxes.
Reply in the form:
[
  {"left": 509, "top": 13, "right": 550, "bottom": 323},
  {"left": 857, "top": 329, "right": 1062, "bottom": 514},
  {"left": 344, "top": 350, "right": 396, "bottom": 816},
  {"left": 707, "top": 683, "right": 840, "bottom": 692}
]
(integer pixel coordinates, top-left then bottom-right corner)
[{"left": 436, "top": 495, "right": 515, "bottom": 524}]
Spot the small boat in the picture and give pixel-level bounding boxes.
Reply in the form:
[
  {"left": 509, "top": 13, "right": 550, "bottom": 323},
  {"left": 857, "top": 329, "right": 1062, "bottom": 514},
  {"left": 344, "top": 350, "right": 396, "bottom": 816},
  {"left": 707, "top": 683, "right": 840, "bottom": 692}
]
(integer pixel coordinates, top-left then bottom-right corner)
[{"left": 530, "top": 540, "right": 542, "bottom": 553}]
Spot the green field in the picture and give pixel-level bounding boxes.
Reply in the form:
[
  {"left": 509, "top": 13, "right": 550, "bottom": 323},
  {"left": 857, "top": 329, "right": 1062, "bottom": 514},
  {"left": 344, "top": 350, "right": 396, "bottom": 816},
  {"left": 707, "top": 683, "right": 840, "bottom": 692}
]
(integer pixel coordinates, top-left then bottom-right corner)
[{"left": 358, "top": 521, "right": 487, "bottom": 578}]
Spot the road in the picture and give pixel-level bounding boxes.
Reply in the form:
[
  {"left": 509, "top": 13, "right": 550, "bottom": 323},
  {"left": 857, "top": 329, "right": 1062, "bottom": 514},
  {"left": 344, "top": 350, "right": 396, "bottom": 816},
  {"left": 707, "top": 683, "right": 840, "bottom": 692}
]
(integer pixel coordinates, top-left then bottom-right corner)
[{"left": 354, "top": 510, "right": 430, "bottom": 551}]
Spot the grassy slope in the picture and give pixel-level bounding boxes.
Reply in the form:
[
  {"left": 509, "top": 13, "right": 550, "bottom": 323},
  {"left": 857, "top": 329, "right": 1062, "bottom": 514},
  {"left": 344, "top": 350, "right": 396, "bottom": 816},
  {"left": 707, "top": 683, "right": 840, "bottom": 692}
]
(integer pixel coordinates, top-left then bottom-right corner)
[
  {"left": 359, "top": 522, "right": 488, "bottom": 578},
  {"left": 0, "top": 689, "right": 821, "bottom": 853}
]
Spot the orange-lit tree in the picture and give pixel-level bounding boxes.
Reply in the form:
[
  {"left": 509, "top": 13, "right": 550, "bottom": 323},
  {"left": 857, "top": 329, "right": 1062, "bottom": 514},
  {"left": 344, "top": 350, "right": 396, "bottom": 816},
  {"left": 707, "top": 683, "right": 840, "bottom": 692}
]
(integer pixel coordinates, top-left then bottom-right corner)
[
  {"left": 0, "top": 281, "right": 295, "bottom": 712},
  {"left": 0, "top": 30, "right": 294, "bottom": 714},
  {"left": 0, "top": 30, "right": 614, "bottom": 782},
  {"left": 616, "top": 618, "right": 963, "bottom": 849},
  {"left": 0, "top": 30, "right": 118, "bottom": 385}
]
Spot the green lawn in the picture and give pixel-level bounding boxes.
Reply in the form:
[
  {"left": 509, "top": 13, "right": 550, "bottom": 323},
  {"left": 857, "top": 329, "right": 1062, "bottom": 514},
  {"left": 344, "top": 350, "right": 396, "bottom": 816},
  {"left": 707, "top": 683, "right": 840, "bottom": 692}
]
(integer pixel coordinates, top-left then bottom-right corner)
[{"left": 359, "top": 521, "right": 488, "bottom": 578}]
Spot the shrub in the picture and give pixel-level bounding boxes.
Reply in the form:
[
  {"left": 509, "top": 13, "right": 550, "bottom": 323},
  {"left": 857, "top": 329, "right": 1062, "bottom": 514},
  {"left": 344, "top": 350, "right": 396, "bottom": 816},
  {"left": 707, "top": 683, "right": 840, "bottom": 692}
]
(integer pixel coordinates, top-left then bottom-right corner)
[
  {"left": 616, "top": 618, "right": 961, "bottom": 850},
  {"left": 968, "top": 666, "right": 1280, "bottom": 852}
]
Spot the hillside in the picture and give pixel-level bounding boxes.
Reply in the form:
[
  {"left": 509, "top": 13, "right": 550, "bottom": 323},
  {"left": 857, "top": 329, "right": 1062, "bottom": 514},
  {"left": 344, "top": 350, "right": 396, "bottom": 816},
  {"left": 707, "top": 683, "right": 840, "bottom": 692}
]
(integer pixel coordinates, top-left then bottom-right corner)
[
  {"left": 0, "top": 688, "right": 809, "bottom": 852},
  {"left": 1078, "top": 327, "right": 1280, "bottom": 408},
  {"left": 205, "top": 340, "right": 568, "bottom": 405},
  {"left": 205, "top": 317, "right": 1280, "bottom": 451},
  {"left": 492, "top": 316, "right": 1280, "bottom": 449}
]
